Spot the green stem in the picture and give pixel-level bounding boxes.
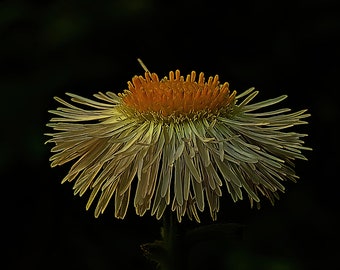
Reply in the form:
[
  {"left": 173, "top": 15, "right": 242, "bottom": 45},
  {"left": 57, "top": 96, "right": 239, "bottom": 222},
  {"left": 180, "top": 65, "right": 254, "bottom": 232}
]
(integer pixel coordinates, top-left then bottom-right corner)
[
  {"left": 140, "top": 212, "right": 181, "bottom": 270},
  {"left": 161, "top": 211, "right": 178, "bottom": 270}
]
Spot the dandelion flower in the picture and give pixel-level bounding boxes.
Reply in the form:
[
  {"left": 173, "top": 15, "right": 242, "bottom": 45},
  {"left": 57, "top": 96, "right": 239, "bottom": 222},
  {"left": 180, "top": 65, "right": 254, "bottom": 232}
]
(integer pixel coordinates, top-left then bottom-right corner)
[{"left": 46, "top": 61, "right": 311, "bottom": 222}]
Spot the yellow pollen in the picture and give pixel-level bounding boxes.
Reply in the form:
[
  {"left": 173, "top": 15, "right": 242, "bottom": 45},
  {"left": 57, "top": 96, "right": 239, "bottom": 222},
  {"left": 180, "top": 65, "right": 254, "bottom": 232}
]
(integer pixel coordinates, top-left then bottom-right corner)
[{"left": 121, "top": 70, "right": 236, "bottom": 117}]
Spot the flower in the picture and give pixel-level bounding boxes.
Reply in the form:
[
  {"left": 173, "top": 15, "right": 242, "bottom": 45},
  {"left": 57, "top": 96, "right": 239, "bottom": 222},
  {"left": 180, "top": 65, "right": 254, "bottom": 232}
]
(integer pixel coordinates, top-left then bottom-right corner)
[{"left": 46, "top": 63, "right": 311, "bottom": 222}]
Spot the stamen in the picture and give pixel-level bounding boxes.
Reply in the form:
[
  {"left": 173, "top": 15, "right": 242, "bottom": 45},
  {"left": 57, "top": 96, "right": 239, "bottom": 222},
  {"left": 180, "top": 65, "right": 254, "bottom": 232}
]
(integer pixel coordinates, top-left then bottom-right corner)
[{"left": 121, "top": 70, "right": 236, "bottom": 119}]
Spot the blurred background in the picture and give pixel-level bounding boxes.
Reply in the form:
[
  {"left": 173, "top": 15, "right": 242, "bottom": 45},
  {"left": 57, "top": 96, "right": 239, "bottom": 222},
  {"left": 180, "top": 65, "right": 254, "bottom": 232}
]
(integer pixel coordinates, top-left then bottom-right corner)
[{"left": 1, "top": 0, "right": 339, "bottom": 269}]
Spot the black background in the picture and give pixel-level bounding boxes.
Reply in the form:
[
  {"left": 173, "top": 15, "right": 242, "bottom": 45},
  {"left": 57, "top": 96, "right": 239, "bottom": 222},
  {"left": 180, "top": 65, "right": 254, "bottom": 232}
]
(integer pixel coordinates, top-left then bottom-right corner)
[{"left": 2, "top": 0, "right": 339, "bottom": 269}]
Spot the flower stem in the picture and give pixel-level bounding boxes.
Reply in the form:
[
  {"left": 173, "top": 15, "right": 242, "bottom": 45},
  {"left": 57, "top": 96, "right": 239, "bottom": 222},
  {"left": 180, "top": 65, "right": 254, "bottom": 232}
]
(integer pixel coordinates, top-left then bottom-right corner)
[
  {"left": 160, "top": 211, "right": 179, "bottom": 270},
  {"left": 140, "top": 212, "right": 181, "bottom": 270}
]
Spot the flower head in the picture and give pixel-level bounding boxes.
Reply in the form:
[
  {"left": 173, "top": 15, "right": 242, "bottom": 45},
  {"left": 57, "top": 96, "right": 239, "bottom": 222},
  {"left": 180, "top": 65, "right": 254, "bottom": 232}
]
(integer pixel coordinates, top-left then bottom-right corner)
[{"left": 46, "top": 63, "right": 311, "bottom": 222}]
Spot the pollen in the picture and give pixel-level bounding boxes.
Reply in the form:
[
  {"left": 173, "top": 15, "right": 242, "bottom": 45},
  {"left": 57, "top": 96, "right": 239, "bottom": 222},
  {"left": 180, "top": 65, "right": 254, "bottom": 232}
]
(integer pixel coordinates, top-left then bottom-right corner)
[{"left": 120, "top": 70, "right": 236, "bottom": 118}]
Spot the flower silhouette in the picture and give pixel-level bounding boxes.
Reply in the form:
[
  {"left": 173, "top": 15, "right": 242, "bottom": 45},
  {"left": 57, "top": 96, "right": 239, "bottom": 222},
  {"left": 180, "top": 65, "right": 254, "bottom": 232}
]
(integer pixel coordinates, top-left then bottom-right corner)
[{"left": 46, "top": 63, "right": 311, "bottom": 222}]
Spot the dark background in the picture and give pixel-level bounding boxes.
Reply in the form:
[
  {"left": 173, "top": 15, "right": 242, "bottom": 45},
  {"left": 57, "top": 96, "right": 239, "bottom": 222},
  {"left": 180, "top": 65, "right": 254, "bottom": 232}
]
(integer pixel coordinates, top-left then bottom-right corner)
[{"left": 2, "top": 0, "right": 339, "bottom": 269}]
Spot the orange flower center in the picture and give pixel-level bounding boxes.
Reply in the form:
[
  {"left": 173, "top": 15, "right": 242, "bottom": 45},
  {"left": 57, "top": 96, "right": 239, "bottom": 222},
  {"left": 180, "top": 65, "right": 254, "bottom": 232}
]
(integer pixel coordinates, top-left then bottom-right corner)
[{"left": 120, "top": 70, "right": 236, "bottom": 118}]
